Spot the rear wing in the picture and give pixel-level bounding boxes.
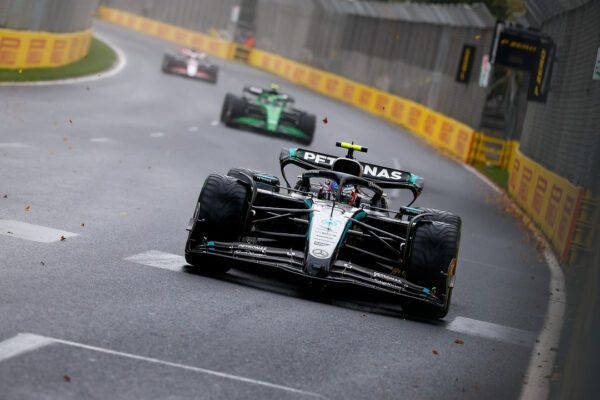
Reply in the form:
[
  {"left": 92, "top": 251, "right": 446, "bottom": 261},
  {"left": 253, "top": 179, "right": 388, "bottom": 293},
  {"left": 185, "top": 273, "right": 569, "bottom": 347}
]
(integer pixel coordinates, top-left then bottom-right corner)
[
  {"left": 279, "top": 148, "right": 424, "bottom": 199},
  {"left": 244, "top": 86, "right": 294, "bottom": 102}
]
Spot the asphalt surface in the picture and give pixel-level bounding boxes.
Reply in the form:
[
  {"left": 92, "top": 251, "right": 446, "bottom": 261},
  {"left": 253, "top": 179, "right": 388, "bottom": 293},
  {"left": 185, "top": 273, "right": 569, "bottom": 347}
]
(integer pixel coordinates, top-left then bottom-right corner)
[{"left": 0, "top": 20, "right": 553, "bottom": 399}]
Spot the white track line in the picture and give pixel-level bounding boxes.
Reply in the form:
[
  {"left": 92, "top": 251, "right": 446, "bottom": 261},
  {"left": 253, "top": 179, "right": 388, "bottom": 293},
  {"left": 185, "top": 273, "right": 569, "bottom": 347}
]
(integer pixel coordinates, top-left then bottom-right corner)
[
  {"left": 447, "top": 317, "right": 536, "bottom": 347},
  {"left": 149, "top": 132, "right": 165, "bottom": 138},
  {"left": 210, "top": 120, "right": 219, "bottom": 126},
  {"left": 462, "top": 161, "right": 565, "bottom": 400},
  {"left": 90, "top": 137, "right": 112, "bottom": 143},
  {"left": 0, "top": 220, "right": 78, "bottom": 243},
  {"left": 0, "top": 142, "right": 30, "bottom": 148},
  {"left": 518, "top": 237, "right": 566, "bottom": 400},
  {"left": 0, "top": 333, "right": 53, "bottom": 363},
  {"left": 124, "top": 250, "right": 186, "bottom": 272},
  {"left": 0, "top": 333, "right": 323, "bottom": 398},
  {"left": 0, "top": 33, "right": 126, "bottom": 87},
  {"left": 188, "top": 126, "right": 199, "bottom": 132}
]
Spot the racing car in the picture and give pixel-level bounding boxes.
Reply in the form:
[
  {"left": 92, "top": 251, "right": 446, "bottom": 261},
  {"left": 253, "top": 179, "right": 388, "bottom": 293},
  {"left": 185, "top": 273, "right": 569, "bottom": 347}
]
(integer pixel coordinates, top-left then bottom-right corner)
[
  {"left": 161, "top": 47, "right": 218, "bottom": 83},
  {"left": 185, "top": 142, "right": 461, "bottom": 318},
  {"left": 220, "top": 84, "right": 316, "bottom": 145}
]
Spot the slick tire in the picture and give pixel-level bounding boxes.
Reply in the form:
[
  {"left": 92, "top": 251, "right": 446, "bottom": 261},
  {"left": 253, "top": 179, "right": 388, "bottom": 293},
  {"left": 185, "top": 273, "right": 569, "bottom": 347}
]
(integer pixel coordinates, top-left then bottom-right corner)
[
  {"left": 221, "top": 94, "right": 244, "bottom": 125},
  {"left": 402, "top": 221, "right": 460, "bottom": 319},
  {"left": 185, "top": 174, "right": 250, "bottom": 274},
  {"left": 297, "top": 113, "right": 316, "bottom": 145},
  {"left": 210, "top": 66, "right": 219, "bottom": 84}
]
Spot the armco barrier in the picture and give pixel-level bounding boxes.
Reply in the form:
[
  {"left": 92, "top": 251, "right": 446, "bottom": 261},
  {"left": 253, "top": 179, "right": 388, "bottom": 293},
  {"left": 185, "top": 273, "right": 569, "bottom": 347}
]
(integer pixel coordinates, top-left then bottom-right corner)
[
  {"left": 0, "top": 28, "right": 93, "bottom": 69},
  {"left": 508, "top": 149, "right": 584, "bottom": 262},
  {"left": 98, "top": 6, "right": 588, "bottom": 263}
]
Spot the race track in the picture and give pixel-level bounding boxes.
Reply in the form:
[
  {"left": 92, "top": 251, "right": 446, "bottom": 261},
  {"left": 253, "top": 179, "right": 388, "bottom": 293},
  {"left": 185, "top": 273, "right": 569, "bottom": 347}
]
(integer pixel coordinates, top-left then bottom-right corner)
[{"left": 0, "top": 21, "right": 552, "bottom": 399}]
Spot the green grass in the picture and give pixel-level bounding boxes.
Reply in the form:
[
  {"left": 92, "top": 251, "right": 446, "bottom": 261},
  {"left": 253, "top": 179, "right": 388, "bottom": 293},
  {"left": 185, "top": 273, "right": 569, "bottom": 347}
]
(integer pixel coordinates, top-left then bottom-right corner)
[
  {"left": 0, "top": 37, "right": 116, "bottom": 82},
  {"left": 475, "top": 163, "right": 509, "bottom": 189}
]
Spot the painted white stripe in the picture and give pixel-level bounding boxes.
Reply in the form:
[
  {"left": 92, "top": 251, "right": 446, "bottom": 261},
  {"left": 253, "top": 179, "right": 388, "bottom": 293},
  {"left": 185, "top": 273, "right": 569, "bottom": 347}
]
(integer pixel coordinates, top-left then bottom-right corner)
[
  {"left": 0, "top": 333, "right": 53, "bottom": 362},
  {"left": 210, "top": 120, "right": 219, "bottom": 126},
  {"left": 188, "top": 126, "right": 199, "bottom": 132},
  {"left": 0, "top": 34, "right": 127, "bottom": 87},
  {"left": 518, "top": 235, "right": 566, "bottom": 400},
  {"left": 149, "top": 132, "right": 165, "bottom": 138},
  {"left": 124, "top": 250, "right": 186, "bottom": 272},
  {"left": 0, "top": 142, "right": 30, "bottom": 148},
  {"left": 447, "top": 316, "right": 536, "bottom": 346},
  {"left": 0, "top": 333, "right": 322, "bottom": 398},
  {"left": 0, "top": 220, "right": 78, "bottom": 243},
  {"left": 90, "top": 137, "right": 112, "bottom": 143}
]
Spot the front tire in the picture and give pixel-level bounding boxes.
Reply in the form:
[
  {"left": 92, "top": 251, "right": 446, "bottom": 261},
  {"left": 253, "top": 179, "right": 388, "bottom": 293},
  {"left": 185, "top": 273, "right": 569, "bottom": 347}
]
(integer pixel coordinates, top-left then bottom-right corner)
[
  {"left": 402, "top": 221, "right": 460, "bottom": 318},
  {"left": 221, "top": 94, "right": 245, "bottom": 125},
  {"left": 185, "top": 174, "right": 250, "bottom": 274}
]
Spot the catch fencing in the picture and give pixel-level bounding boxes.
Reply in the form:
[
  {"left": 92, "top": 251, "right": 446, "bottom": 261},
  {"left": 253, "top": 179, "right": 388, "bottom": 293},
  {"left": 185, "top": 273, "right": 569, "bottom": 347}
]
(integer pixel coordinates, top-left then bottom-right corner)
[
  {"left": 0, "top": 0, "right": 98, "bottom": 32},
  {"left": 0, "top": 0, "right": 98, "bottom": 68}
]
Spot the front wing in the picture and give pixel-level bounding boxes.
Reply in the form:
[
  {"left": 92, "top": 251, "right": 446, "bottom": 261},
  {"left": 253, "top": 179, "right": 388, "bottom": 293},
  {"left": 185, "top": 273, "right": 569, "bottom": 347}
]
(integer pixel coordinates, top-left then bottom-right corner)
[{"left": 186, "top": 240, "right": 443, "bottom": 308}]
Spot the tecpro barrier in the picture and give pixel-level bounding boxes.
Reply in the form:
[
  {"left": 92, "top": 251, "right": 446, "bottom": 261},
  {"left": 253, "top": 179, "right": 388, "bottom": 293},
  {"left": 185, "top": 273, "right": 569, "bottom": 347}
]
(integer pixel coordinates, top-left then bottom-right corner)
[{"left": 0, "top": 28, "right": 93, "bottom": 69}]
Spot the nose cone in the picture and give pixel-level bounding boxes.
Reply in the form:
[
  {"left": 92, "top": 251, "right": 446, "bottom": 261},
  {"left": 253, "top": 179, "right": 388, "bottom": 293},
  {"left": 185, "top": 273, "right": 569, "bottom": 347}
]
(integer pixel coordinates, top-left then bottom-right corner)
[{"left": 304, "top": 254, "right": 331, "bottom": 277}]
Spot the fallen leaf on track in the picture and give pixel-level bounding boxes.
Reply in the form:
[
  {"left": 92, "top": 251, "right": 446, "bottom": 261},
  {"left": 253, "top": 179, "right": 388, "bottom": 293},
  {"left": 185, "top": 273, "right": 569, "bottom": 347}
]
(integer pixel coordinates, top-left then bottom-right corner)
[
  {"left": 7, "top": 231, "right": 13, "bottom": 234},
  {"left": 40, "top": 261, "right": 45, "bottom": 266},
  {"left": 69, "top": 120, "right": 72, "bottom": 124},
  {"left": 322, "top": 117, "right": 328, "bottom": 124},
  {"left": 81, "top": 223, "right": 85, "bottom": 227},
  {"left": 360, "top": 314, "right": 366, "bottom": 318},
  {"left": 121, "top": 211, "right": 127, "bottom": 215},
  {"left": 432, "top": 350, "right": 439, "bottom": 355},
  {"left": 24, "top": 206, "right": 30, "bottom": 211},
  {"left": 63, "top": 137, "right": 68, "bottom": 141},
  {"left": 60, "top": 236, "right": 66, "bottom": 241},
  {"left": 3, "top": 194, "right": 7, "bottom": 198},
  {"left": 63, "top": 375, "right": 70, "bottom": 382},
  {"left": 51, "top": 152, "right": 56, "bottom": 155},
  {"left": 454, "top": 339, "right": 464, "bottom": 344}
]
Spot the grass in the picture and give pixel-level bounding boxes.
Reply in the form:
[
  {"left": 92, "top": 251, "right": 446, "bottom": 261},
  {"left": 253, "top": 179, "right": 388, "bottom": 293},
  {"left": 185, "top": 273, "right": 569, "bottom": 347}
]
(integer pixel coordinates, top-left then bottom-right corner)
[
  {"left": 0, "top": 37, "right": 116, "bottom": 82},
  {"left": 475, "top": 163, "right": 509, "bottom": 189}
]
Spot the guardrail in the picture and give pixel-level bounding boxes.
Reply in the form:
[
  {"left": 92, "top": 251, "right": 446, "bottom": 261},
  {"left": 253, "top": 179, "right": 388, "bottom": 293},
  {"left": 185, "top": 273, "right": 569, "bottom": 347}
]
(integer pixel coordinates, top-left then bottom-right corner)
[{"left": 97, "top": 5, "right": 593, "bottom": 264}]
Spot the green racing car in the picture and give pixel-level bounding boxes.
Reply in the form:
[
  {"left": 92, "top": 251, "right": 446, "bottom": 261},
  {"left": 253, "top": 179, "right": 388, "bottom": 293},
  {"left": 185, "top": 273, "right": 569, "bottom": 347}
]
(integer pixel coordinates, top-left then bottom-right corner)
[{"left": 220, "top": 84, "right": 316, "bottom": 145}]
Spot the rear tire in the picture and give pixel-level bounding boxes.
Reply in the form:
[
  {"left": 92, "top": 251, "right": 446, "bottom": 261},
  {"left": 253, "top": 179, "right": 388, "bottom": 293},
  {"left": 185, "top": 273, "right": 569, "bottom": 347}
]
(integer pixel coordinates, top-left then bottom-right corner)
[
  {"left": 402, "top": 221, "right": 460, "bottom": 318},
  {"left": 297, "top": 113, "right": 316, "bottom": 145},
  {"left": 185, "top": 174, "right": 250, "bottom": 274}
]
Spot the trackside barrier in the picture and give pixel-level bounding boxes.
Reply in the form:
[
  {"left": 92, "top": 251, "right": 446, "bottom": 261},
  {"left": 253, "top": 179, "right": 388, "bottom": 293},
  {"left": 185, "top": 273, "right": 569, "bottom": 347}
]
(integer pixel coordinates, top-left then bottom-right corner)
[
  {"left": 0, "top": 28, "right": 93, "bottom": 69},
  {"left": 470, "top": 134, "right": 518, "bottom": 169},
  {"left": 508, "top": 149, "right": 584, "bottom": 263},
  {"left": 96, "top": 7, "right": 232, "bottom": 60},
  {"left": 97, "top": 6, "right": 589, "bottom": 264},
  {"left": 569, "top": 191, "right": 599, "bottom": 263}
]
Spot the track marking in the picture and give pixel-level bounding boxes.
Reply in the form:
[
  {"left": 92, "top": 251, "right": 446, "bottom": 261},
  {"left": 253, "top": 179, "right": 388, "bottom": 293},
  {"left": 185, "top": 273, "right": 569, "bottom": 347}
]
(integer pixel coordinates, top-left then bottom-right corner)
[
  {"left": 0, "top": 333, "right": 323, "bottom": 398},
  {"left": 188, "top": 126, "right": 199, "bottom": 132},
  {"left": 0, "top": 220, "right": 77, "bottom": 243},
  {"left": 518, "top": 238, "right": 566, "bottom": 400},
  {"left": 210, "top": 120, "right": 219, "bottom": 126},
  {"left": 462, "top": 158, "right": 566, "bottom": 399},
  {"left": 149, "top": 132, "right": 164, "bottom": 138},
  {"left": 0, "top": 142, "right": 30, "bottom": 148},
  {"left": 0, "top": 33, "right": 126, "bottom": 87},
  {"left": 124, "top": 250, "right": 186, "bottom": 272},
  {"left": 90, "top": 137, "right": 112, "bottom": 143},
  {"left": 447, "top": 316, "right": 536, "bottom": 346},
  {"left": 0, "top": 333, "right": 53, "bottom": 363}
]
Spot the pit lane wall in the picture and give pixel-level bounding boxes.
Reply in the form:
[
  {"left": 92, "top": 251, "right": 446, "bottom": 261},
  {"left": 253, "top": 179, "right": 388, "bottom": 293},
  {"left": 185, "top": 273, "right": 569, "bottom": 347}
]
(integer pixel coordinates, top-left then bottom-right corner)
[
  {"left": 96, "top": 5, "right": 583, "bottom": 263},
  {"left": 0, "top": 0, "right": 97, "bottom": 69}
]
